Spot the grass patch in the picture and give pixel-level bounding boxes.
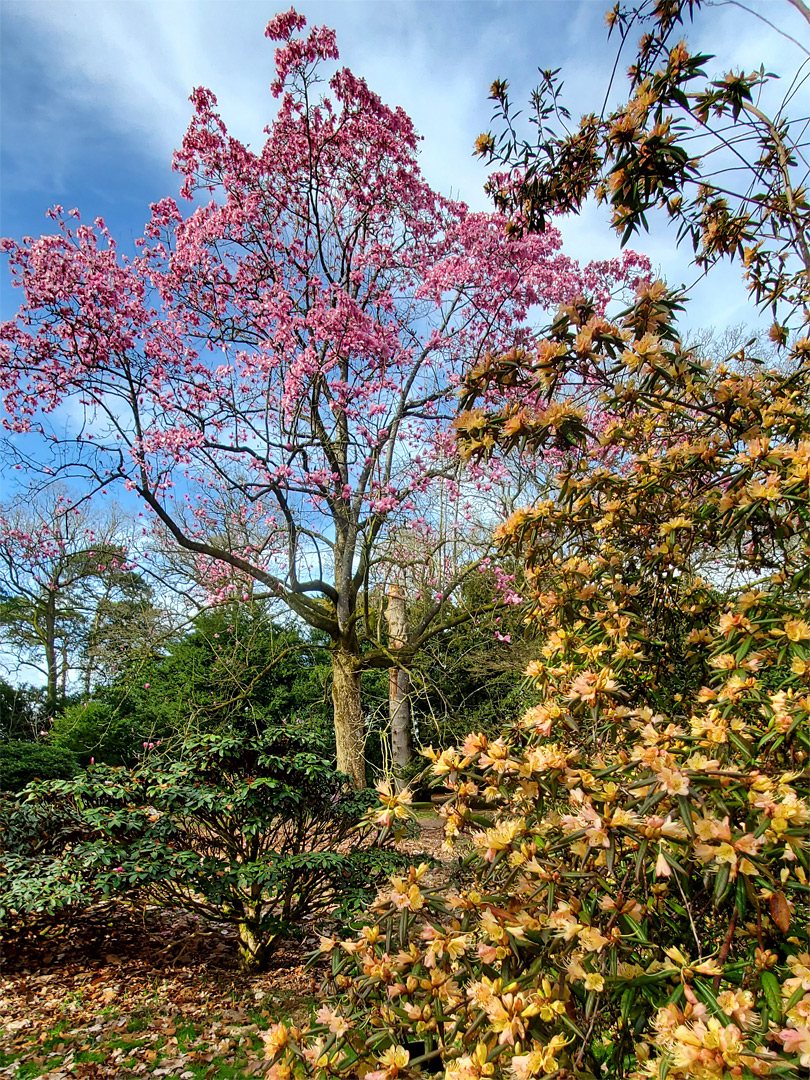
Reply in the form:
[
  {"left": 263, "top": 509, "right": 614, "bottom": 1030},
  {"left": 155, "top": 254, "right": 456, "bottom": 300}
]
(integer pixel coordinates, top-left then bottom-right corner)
[{"left": 0, "top": 991, "right": 319, "bottom": 1078}]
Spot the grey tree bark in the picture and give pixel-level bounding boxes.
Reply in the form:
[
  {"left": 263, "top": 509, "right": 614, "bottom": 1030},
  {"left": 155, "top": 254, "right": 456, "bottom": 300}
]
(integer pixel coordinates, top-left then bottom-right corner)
[{"left": 385, "top": 585, "right": 412, "bottom": 785}]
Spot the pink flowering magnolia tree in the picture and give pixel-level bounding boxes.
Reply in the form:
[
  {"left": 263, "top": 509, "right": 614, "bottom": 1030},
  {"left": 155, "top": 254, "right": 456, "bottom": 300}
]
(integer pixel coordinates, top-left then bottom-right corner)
[{"left": 0, "top": 9, "right": 646, "bottom": 787}]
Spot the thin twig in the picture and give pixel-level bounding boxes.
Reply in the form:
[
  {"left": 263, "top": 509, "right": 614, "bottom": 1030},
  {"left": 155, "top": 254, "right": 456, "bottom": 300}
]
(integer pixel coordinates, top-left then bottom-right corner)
[
  {"left": 712, "top": 908, "right": 739, "bottom": 992},
  {"left": 709, "top": 0, "right": 810, "bottom": 56}
]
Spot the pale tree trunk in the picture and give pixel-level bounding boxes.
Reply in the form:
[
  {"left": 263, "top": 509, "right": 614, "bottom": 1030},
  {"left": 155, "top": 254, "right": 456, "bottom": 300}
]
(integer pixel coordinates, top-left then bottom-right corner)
[
  {"left": 60, "top": 640, "right": 69, "bottom": 698},
  {"left": 386, "top": 585, "right": 412, "bottom": 785},
  {"left": 44, "top": 596, "right": 59, "bottom": 718},
  {"left": 332, "top": 643, "right": 366, "bottom": 789},
  {"left": 390, "top": 667, "right": 411, "bottom": 777}
]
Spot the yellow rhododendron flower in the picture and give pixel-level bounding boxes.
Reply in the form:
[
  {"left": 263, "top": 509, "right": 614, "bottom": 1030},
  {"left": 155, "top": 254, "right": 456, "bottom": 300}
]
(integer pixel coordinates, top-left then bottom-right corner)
[
  {"left": 783, "top": 618, "right": 810, "bottom": 642},
  {"left": 509, "top": 1035, "right": 569, "bottom": 1079},
  {"left": 365, "top": 1046, "right": 411, "bottom": 1080}
]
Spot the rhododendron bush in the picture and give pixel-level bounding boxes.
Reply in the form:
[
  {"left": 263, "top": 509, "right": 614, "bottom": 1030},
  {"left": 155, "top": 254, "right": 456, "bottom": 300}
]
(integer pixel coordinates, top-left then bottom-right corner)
[
  {"left": 2, "top": 727, "right": 412, "bottom": 972},
  {"left": 257, "top": 3, "right": 810, "bottom": 1079},
  {"left": 0, "top": 9, "right": 644, "bottom": 789}
]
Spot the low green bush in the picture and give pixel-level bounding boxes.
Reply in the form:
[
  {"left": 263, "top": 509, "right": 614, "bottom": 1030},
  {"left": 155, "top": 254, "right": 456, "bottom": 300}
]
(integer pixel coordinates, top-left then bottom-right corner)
[
  {"left": 5, "top": 726, "right": 412, "bottom": 969},
  {"left": 0, "top": 741, "right": 79, "bottom": 792},
  {"left": 0, "top": 792, "right": 95, "bottom": 920}
]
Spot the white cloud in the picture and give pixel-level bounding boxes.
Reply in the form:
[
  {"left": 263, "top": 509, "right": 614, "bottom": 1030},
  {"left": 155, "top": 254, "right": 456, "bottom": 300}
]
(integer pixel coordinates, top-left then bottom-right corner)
[{"left": 3, "top": 0, "right": 807, "bottom": 333}]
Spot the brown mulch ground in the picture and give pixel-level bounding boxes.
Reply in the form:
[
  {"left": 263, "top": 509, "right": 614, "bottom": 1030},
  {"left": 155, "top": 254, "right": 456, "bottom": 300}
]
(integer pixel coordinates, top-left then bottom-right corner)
[
  {"left": 0, "top": 904, "right": 321, "bottom": 1078},
  {"left": 0, "top": 816, "right": 455, "bottom": 1079}
]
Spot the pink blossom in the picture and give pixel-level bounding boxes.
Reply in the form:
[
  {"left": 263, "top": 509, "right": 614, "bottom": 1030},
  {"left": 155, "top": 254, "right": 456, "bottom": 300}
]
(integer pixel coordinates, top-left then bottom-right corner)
[
  {"left": 0, "top": 12, "right": 646, "bottom": 789},
  {"left": 264, "top": 8, "right": 307, "bottom": 40}
]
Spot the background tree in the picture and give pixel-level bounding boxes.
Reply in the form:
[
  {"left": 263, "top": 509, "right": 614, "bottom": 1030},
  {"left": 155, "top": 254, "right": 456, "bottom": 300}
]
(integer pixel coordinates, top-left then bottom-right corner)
[
  {"left": 77, "top": 578, "right": 166, "bottom": 695},
  {"left": 0, "top": 493, "right": 145, "bottom": 717},
  {"left": 0, "top": 10, "right": 644, "bottom": 787},
  {"left": 49, "top": 602, "right": 332, "bottom": 765},
  {"left": 406, "top": 560, "right": 539, "bottom": 751},
  {"left": 0, "top": 679, "right": 40, "bottom": 743},
  {"left": 127, "top": 602, "right": 332, "bottom": 741},
  {"left": 369, "top": 467, "right": 547, "bottom": 776}
]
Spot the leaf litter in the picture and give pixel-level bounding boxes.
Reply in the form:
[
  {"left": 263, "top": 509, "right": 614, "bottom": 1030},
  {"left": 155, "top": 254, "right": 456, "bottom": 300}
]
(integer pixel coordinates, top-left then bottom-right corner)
[
  {"left": 0, "top": 813, "right": 451, "bottom": 1079},
  {"left": 1, "top": 901, "right": 320, "bottom": 1079}
]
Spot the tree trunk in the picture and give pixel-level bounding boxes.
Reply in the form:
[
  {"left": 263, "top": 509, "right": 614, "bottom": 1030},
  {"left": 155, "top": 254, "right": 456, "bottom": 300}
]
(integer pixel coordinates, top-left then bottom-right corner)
[
  {"left": 60, "top": 639, "right": 69, "bottom": 698},
  {"left": 236, "top": 920, "right": 276, "bottom": 972},
  {"left": 390, "top": 668, "right": 411, "bottom": 775},
  {"left": 386, "top": 585, "right": 412, "bottom": 784},
  {"left": 332, "top": 644, "right": 366, "bottom": 789},
  {"left": 44, "top": 596, "right": 58, "bottom": 718}
]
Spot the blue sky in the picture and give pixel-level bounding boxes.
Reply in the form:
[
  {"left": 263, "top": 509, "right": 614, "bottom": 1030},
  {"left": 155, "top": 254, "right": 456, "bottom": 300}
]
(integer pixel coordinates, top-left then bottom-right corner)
[
  {"left": 1, "top": 1, "right": 808, "bottom": 330},
  {"left": 0, "top": 0, "right": 807, "bottom": 687}
]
